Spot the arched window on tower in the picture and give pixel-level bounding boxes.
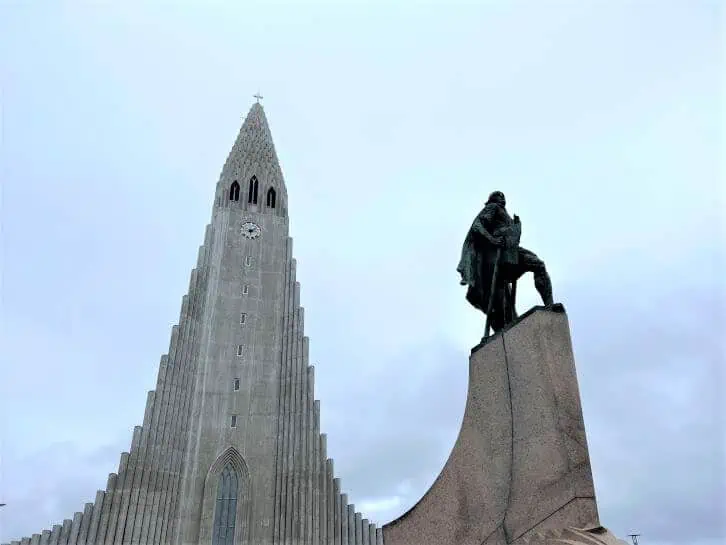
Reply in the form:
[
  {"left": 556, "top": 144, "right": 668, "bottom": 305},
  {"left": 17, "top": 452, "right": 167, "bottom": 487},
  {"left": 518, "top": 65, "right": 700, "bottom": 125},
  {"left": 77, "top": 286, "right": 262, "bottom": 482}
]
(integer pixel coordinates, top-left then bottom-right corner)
[
  {"left": 212, "top": 463, "right": 239, "bottom": 545},
  {"left": 229, "top": 181, "right": 240, "bottom": 202},
  {"left": 266, "top": 187, "right": 277, "bottom": 209},
  {"left": 247, "top": 176, "right": 259, "bottom": 205}
]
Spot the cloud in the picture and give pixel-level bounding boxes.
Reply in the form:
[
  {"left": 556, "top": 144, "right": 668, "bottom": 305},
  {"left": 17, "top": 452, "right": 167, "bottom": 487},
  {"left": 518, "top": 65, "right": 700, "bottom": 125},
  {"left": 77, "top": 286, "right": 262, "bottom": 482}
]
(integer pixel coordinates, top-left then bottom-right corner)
[
  {"left": 1, "top": 1, "right": 722, "bottom": 544},
  {"left": 0, "top": 441, "right": 127, "bottom": 539}
]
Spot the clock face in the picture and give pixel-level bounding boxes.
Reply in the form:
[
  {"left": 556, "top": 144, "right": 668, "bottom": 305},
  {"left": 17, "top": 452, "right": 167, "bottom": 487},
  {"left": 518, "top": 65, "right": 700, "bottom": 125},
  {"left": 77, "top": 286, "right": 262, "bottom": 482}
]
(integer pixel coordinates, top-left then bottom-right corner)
[{"left": 241, "top": 222, "right": 261, "bottom": 239}]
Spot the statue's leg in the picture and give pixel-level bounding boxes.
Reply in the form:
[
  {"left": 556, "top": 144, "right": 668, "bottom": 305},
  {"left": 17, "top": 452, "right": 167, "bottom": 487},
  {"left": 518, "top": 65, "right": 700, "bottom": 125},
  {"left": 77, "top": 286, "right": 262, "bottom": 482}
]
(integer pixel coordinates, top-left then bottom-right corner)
[{"left": 518, "top": 249, "right": 553, "bottom": 306}]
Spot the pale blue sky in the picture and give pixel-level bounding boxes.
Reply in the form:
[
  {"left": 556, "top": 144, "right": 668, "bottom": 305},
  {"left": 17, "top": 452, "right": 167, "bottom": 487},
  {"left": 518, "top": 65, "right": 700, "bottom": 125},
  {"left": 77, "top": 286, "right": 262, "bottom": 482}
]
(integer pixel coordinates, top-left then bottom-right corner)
[{"left": 1, "top": 1, "right": 723, "bottom": 544}]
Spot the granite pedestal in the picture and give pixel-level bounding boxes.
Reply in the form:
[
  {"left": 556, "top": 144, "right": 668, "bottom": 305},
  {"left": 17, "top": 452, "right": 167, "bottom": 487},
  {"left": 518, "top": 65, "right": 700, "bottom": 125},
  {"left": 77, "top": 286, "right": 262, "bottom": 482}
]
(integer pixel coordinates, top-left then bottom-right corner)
[{"left": 382, "top": 305, "right": 599, "bottom": 545}]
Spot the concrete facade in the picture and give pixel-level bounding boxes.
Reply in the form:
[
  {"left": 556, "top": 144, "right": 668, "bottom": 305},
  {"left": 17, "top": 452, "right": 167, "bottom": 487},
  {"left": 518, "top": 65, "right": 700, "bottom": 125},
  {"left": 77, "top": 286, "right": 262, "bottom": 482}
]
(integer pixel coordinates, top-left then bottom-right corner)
[
  {"left": 382, "top": 305, "right": 600, "bottom": 545},
  {"left": 4, "top": 103, "right": 379, "bottom": 545}
]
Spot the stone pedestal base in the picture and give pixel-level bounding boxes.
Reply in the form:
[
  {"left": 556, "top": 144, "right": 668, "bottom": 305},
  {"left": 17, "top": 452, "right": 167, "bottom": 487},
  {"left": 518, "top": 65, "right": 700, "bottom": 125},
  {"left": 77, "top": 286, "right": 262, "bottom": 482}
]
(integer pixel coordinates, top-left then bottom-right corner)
[
  {"left": 382, "top": 305, "right": 599, "bottom": 545},
  {"left": 518, "top": 525, "right": 630, "bottom": 545}
]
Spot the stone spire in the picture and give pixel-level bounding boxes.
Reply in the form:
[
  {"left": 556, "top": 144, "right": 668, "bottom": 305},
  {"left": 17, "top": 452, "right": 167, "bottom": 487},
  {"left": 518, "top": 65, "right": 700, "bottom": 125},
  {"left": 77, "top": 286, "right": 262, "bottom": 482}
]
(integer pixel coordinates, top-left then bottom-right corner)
[
  {"left": 226, "top": 103, "right": 278, "bottom": 166},
  {"left": 217, "top": 102, "right": 288, "bottom": 216}
]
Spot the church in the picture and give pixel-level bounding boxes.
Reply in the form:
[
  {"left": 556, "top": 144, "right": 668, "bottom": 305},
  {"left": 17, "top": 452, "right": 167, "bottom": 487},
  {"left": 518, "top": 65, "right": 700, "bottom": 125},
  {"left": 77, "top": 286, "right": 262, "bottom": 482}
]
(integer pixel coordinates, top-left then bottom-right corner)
[
  {"left": 5, "top": 102, "right": 624, "bottom": 545},
  {"left": 5, "top": 103, "right": 384, "bottom": 545}
]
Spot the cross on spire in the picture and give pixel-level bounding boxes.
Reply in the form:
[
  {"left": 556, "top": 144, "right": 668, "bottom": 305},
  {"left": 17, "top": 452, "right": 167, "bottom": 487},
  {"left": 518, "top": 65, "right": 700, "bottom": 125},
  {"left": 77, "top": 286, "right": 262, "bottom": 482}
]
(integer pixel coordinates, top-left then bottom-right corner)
[{"left": 253, "top": 92, "right": 263, "bottom": 104}]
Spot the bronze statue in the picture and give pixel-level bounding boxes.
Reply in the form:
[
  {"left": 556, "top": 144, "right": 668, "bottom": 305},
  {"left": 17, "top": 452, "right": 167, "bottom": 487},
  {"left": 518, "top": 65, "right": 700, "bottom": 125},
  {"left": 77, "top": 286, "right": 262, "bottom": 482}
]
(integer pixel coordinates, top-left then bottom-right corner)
[{"left": 457, "top": 191, "right": 553, "bottom": 339}]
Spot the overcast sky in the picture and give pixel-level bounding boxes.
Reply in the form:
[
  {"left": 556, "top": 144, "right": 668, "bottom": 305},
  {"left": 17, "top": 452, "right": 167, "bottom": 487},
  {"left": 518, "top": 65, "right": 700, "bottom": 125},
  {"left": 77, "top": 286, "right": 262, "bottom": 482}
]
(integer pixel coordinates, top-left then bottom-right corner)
[{"left": 1, "top": 1, "right": 723, "bottom": 544}]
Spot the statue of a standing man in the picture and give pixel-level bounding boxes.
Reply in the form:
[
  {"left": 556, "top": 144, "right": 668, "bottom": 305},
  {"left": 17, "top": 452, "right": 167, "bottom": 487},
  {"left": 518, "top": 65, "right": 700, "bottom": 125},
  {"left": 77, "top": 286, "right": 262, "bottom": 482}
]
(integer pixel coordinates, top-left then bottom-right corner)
[{"left": 457, "top": 191, "right": 553, "bottom": 337}]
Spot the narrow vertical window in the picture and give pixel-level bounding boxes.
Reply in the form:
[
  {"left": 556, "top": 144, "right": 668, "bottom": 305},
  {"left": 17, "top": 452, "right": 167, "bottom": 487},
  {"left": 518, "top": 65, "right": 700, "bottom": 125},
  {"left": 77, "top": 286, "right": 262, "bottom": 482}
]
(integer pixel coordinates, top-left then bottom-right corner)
[
  {"left": 233, "top": 378, "right": 240, "bottom": 391},
  {"left": 230, "top": 415, "right": 237, "bottom": 428},
  {"left": 229, "top": 181, "right": 240, "bottom": 202},
  {"left": 242, "top": 285, "right": 249, "bottom": 295},
  {"left": 240, "top": 313, "right": 246, "bottom": 324},
  {"left": 247, "top": 176, "right": 259, "bottom": 204},
  {"left": 236, "top": 345, "right": 243, "bottom": 356},
  {"left": 212, "top": 462, "right": 238, "bottom": 544},
  {"left": 266, "top": 187, "right": 277, "bottom": 208},
  {"left": 245, "top": 256, "right": 253, "bottom": 267}
]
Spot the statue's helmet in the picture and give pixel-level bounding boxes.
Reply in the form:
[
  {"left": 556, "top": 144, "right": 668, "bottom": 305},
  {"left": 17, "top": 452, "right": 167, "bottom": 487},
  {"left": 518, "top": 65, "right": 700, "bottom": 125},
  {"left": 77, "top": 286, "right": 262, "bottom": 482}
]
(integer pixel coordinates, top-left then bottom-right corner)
[{"left": 487, "top": 191, "right": 506, "bottom": 205}]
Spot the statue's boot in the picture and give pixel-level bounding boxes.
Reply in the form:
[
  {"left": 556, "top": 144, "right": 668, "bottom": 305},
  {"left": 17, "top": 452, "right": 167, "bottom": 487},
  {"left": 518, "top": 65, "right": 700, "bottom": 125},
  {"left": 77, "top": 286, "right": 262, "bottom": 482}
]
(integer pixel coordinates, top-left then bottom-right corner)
[{"left": 535, "top": 269, "right": 554, "bottom": 306}]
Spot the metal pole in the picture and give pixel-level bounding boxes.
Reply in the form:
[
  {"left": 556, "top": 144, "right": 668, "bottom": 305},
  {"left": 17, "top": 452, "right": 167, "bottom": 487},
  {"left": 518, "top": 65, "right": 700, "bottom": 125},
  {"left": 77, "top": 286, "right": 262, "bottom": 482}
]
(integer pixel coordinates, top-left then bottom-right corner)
[{"left": 483, "top": 248, "right": 502, "bottom": 339}]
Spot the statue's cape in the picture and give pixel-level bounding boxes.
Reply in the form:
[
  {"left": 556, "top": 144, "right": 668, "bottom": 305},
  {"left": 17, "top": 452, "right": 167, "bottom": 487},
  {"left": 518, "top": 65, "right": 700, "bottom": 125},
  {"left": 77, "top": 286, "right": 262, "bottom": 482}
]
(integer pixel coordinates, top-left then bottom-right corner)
[
  {"left": 456, "top": 215, "right": 495, "bottom": 312},
  {"left": 457, "top": 216, "right": 521, "bottom": 312}
]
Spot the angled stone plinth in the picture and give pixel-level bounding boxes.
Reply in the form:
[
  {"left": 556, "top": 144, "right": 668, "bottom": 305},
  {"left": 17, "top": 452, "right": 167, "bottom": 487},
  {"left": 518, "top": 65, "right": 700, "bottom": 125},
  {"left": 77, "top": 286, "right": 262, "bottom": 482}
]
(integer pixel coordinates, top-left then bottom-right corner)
[
  {"left": 517, "top": 525, "right": 629, "bottom": 545},
  {"left": 382, "top": 304, "right": 599, "bottom": 545}
]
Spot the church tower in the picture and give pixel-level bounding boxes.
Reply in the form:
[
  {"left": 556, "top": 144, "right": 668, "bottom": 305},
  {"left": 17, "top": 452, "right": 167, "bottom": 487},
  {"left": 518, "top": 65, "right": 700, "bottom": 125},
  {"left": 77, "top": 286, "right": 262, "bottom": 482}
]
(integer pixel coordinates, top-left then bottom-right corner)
[{"left": 5, "top": 103, "right": 383, "bottom": 545}]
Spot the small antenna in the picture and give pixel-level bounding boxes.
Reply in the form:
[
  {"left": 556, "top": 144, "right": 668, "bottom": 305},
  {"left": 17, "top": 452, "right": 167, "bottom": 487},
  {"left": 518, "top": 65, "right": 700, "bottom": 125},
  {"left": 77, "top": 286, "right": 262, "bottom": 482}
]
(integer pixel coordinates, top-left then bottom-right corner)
[{"left": 628, "top": 534, "right": 640, "bottom": 545}]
